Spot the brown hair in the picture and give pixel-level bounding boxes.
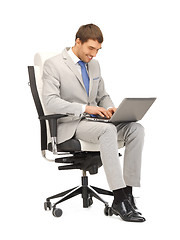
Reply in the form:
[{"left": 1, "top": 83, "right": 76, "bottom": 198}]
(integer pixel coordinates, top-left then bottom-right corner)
[{"left": 75, "top": 24, "right": 103, "bottom": 44}]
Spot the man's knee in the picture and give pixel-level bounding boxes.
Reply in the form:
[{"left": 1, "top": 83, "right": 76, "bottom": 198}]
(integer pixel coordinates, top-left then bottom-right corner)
[
  {"left": 129, "top": 122, "right": 145, "bottom": 137},
  {"left": 101, "top": 123, "right": 117, "bottom": 135}
]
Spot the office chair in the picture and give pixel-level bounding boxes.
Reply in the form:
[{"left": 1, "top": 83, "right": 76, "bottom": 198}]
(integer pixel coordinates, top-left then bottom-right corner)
[{"left": 28, "top": 52, "right": 124, "bottom": 217}]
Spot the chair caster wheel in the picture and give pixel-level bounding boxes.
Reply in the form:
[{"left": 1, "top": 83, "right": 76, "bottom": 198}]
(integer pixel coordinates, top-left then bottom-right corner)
[
  {"left": 104, "top": 205, "right": 112, "bottom": 216},
  {"left": 88, "top": 197, "right": 93, "bottom": 207},
  {"left": 44, "top": 201, "right": 52, "bottom": 211},
  {"left": 52, "top": 207, "right": 63, "bottom": 217},
  {"left": 83, "top": 197, "right": 93, "bottom": 208}
]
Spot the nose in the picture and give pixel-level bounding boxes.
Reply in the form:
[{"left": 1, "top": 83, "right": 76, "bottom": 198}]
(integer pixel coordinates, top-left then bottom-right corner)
[{"left": 91, "top": 50, "right": 98, "bottom": 57}]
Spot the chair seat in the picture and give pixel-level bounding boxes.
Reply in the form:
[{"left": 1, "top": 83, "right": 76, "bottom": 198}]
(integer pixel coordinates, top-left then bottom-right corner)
[{"left": 48, "top": 138, "right": 124, "bottom": 152}]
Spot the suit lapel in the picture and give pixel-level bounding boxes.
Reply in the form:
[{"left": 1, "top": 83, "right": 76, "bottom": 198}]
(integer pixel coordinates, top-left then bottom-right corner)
[
  {"left": 62, "top": 48, "right": 86, "bottom": 91},
  {"left": 87, "top": 62, "right": 94, "bottom": 97}
]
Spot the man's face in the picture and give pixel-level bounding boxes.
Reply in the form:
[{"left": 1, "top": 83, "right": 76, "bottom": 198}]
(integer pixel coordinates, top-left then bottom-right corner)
[{"left": 75, "top": 39, "right": 102, "bottom": 63}]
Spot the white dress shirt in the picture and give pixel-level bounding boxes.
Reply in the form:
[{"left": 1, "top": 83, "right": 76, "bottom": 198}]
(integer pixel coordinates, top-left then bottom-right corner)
[{"left": 68, "top": 48, "right": 82, "bottom": 73}]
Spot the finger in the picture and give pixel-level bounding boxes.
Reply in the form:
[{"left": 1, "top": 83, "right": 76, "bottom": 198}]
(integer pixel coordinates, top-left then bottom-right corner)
[
  {"left": 97, "top": 110, "right": 105, "bottom": 117},
  {"left": 108, "top": 108, "right": 114, "bottom": 114},
  {"left": 107, "top": 110, "right": 113, "bottom": 117},
  {"left": 108, "top": 108, "right": 116, "bottom": 115},
  {"left": 101, "top": 110, "right": 111, "bottom": 118},
  {"left": 105, "top": 109, "right": 113, "bottom": 118},
  {"left": 98, "top": 107, "right": 111, "bottom": 118}
]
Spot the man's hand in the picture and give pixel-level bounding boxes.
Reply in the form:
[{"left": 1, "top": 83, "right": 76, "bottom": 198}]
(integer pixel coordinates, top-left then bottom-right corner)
[
  {"left": 107, "top": 107, "right": 117, "bottom": 117},
  {"left": 85, "top": 106, "right": 117, "bottom": 118},
  {"left": 85, "top": 106, "right": 112, "bottom": 118}
]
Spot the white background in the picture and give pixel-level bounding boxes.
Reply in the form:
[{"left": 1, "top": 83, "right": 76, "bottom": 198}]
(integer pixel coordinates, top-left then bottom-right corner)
[{"left": 0, "top": 0, "right": 180, "bottom": 239}]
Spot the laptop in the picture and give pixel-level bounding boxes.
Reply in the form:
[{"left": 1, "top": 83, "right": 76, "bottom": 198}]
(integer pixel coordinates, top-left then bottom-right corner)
[{"left": 85, "top": 98, "right": 156, "bottom": 123}]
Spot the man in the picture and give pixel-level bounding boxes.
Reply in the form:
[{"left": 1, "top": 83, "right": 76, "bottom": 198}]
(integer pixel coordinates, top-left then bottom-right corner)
[{"left": 42, "top": 24, "right": 146, "bottom": 222}]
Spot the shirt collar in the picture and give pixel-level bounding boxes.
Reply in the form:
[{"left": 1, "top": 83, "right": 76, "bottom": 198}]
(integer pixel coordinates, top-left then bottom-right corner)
[{"left": 68, "top": 47, "right": 80, "bottom": 65}]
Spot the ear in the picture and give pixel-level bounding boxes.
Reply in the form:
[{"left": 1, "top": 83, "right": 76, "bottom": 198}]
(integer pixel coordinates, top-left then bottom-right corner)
[{"left": 75, "top": 38, "right": 82, "bottom": 46}]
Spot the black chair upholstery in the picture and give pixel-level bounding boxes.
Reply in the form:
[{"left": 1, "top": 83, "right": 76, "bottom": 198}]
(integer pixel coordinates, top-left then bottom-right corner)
[{"left": 48, "top": 138, "right": 81, "bottom": 152}]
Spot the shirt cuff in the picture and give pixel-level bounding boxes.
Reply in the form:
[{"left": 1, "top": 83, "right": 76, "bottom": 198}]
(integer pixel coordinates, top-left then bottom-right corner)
[{"left": 82, "top": 104, "right": 86, "bottom": 113}]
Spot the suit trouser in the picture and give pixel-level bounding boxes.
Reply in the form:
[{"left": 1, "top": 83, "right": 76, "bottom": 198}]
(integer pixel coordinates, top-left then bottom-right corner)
[{"left": 75, "top": 120, "right": 145, "bottom": 190}]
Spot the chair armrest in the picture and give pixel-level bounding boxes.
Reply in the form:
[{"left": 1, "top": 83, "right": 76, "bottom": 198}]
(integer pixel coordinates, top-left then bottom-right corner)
[
  {"left": 39, "top": 114, "right": 68, "bottom": 121},
  {"left": 39, "top": 114, "right": 68, "bottom": 154},
  {"left": 39, "top": 114, "right": 68, "bottom": 137}
]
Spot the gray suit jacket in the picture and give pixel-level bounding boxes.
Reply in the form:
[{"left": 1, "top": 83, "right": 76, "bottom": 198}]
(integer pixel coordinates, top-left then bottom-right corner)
[{"left": 42, "top": 47, "right": 114, "bottom": 143}]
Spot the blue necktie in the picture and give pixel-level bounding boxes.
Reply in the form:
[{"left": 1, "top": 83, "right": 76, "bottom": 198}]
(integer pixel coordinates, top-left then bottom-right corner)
[{"left": 78, "top": 60, "right": 89, "bottom": 96}]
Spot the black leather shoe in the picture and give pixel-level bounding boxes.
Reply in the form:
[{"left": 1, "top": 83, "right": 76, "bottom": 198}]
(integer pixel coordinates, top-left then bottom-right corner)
[
  {"left": 111, "top": 200, "right": 146, "bottom": 222},
  {"left": 126, "top": 193, "right": 142, "bottom": 215},
  {"left": 127, "top": 193, "right": 138, "bottom": 210}
]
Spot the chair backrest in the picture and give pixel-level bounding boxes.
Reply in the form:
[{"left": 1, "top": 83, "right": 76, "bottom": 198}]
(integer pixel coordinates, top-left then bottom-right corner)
[
  {"left": 34, "top": 52, "right": 59, "bottom": 114},
  {"left": 28, "top": 52, "right": 59, "bottom": 150}
]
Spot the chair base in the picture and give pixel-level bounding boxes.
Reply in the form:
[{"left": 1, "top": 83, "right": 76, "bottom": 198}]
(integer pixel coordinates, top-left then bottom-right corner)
[{"left": 44, "top": 171, "right": 113, "bottom": 217}]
